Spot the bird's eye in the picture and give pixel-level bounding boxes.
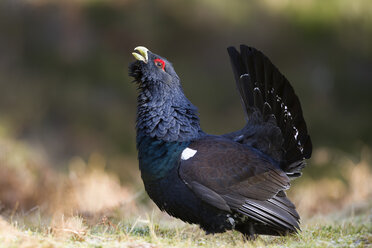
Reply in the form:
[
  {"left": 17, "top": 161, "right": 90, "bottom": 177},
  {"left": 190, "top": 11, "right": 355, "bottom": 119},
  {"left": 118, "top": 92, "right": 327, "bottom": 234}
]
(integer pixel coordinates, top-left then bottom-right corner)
[{"left": 154, "top": 58, "right": 165, "bottom": 71}]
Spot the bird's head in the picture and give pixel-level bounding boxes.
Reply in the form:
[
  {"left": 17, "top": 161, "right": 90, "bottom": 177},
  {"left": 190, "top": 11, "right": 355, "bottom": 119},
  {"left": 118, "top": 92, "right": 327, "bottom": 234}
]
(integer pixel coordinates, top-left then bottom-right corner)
[
  {"left": 129, "top": 46, "right": 180, "bottom": 87},
  {"left": 129, "top": 46, "right": 201, "bottom": 141}
]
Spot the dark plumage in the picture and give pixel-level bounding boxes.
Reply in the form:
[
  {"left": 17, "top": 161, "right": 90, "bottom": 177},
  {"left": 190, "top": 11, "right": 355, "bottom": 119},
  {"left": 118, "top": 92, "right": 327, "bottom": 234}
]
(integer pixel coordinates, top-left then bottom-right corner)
[{"left": 129, "top": 45, "right": 312, "bottom": 237}]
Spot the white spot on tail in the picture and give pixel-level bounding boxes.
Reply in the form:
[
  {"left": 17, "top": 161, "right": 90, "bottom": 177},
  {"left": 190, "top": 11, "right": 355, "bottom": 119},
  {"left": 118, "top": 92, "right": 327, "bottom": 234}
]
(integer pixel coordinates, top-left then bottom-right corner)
[
  {"left": 293, "top": 126, "right": 299, "bottom": 140},
  {"left": 181, "top": 148, "right": 197, "bottom": 160},
  {"left": 240, "top": 73, "right": 249, "bottom": 79}
]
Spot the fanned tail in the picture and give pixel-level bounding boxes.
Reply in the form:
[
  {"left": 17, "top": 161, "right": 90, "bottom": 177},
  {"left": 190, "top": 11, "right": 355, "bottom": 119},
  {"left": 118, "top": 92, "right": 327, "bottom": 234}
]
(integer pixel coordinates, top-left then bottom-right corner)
[{"left": 227, "top": 45, "right": 312, "bottom": 176}]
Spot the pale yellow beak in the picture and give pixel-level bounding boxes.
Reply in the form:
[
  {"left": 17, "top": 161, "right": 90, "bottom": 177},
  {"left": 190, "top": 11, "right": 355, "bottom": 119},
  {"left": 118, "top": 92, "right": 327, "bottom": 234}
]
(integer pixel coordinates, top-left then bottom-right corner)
[{"left": 132, "top": 46, "right": 149, "bottom": 63}]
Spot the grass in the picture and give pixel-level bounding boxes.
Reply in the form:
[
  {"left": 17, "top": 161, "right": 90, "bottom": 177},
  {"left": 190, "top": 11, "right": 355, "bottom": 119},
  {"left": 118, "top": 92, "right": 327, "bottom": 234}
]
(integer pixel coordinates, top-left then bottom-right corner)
[
  {"left": 0, "top": 135, "right": 372, "bottom": 247},
  {"left": 0, "top": 206, "right": 371, "bottom": 248}
]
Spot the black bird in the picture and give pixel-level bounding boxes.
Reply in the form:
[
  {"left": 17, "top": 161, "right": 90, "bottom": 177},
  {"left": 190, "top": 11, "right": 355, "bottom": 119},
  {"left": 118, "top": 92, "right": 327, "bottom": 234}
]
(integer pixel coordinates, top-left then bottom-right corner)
[{"left": 129, "top": 45, "right": 312, "bottom": 237}]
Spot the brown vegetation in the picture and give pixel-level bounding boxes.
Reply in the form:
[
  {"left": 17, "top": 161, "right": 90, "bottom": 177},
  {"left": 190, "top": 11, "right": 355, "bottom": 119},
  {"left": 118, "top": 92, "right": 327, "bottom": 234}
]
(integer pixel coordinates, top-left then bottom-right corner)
[{"left": 0, "top": 135, "right": 139, "bottom": 224}]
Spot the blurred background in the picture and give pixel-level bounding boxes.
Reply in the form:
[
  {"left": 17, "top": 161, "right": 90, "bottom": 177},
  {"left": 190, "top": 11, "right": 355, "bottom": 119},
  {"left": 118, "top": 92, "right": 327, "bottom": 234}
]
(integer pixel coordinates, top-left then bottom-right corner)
[{"left": 0, "top": 0, "right": 371, "bottom": 224}]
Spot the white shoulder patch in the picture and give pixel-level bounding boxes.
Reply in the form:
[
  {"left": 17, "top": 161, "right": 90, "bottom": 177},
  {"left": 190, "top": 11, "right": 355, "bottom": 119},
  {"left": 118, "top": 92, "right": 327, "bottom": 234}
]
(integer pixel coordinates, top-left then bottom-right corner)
[{"left": 181, "top": 147, "right": 197, "bottom": 160}]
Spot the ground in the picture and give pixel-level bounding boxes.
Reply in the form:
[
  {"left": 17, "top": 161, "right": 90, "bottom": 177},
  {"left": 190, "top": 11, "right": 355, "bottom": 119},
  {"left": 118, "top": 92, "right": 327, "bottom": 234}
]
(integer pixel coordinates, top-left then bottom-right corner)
[
  {"left": 0, "top": 136, "right": 371, "bottom": 248},
  {"left": 0, "top": 204, "right": 371, "bottom": 248}
]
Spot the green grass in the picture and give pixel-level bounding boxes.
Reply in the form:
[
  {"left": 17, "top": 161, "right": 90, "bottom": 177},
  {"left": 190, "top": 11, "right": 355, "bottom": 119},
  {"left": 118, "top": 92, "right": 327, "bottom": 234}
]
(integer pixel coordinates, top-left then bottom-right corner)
[{"left": 1, "top": 211, "right": 371, "bottom": 248}]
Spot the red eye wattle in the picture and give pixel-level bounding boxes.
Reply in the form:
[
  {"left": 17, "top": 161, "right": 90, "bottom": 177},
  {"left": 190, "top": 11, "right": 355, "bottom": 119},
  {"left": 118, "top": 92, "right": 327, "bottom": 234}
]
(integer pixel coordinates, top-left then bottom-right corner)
[{"left": 154, "top": 58, "right": 165, "bottom": 71}]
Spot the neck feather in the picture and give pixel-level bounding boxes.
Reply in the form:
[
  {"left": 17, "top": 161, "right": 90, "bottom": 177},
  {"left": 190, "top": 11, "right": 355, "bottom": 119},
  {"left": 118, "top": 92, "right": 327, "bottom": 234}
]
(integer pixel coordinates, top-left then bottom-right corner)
[{"left": 136, "top": 82, "right": 202, "bottom": 142}]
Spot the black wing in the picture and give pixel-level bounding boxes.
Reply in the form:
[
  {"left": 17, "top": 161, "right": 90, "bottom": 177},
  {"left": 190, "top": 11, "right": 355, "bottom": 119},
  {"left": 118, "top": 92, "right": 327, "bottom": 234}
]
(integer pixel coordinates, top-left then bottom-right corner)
[
  {"left": 179, "top": 135, "right": 300, "bottom": 232},
  {"left": 224, "top": 45, "right": 312, "bottom": 177}
]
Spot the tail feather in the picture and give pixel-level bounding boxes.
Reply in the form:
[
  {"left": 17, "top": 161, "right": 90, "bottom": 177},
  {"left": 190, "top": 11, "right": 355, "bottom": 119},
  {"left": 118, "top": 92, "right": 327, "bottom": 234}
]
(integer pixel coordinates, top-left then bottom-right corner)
[
  {"left": 238, "top": 74, "right": 255, "bottom": 111},
  {"left": 236, "top": 195, "right": 300, "bottom": 234},
  {"left": 227, "top": 45, "right": 312, "bottom": 173}
]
